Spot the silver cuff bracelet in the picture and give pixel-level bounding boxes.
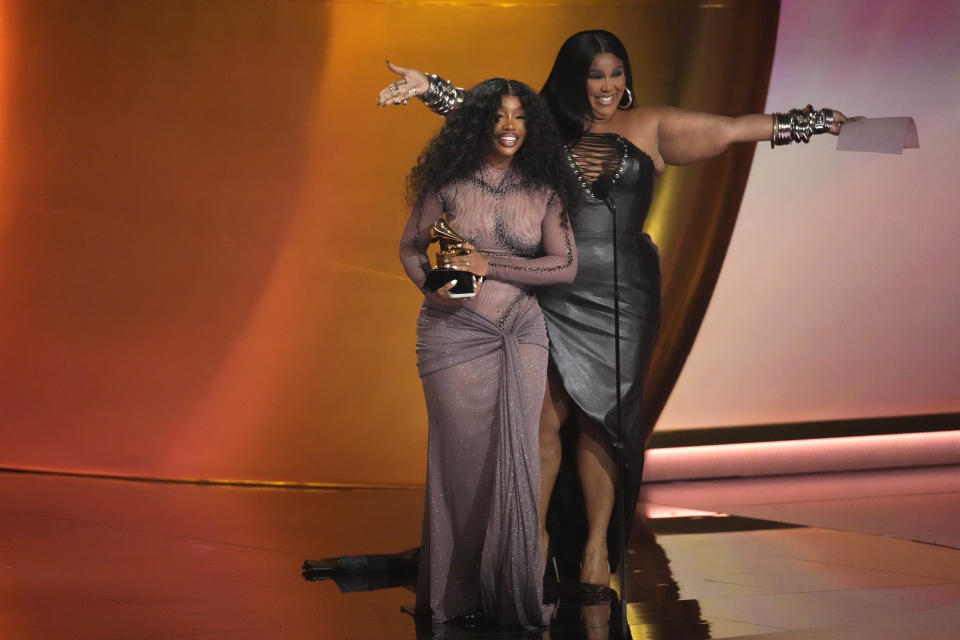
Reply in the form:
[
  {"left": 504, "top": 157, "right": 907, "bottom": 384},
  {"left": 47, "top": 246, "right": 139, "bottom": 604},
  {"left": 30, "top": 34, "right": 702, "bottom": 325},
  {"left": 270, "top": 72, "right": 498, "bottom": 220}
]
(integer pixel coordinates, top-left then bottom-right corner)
[
  {"left": 419, "top": 73, "right": 465, "bottom": 116},
  {"left": 771, "top": 105, "right": 835, "bottom": 147}
]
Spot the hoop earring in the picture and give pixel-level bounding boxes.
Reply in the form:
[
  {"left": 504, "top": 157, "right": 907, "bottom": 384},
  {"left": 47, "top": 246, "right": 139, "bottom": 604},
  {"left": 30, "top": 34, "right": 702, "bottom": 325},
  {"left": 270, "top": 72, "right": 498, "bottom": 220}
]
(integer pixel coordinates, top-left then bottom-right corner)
[{"left": 618, "top": 87, "right": 634, "bottom": 110}]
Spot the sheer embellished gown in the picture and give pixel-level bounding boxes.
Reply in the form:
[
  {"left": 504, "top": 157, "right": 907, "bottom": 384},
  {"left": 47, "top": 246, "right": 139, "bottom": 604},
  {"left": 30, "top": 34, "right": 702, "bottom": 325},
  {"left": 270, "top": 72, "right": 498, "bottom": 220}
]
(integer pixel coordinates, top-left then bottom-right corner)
[
  {"left": 399, "top": 164, "right": 577, "bottom": 629},
  {"left": 539, "top": 132, "right": 662, "bottom": 576}
]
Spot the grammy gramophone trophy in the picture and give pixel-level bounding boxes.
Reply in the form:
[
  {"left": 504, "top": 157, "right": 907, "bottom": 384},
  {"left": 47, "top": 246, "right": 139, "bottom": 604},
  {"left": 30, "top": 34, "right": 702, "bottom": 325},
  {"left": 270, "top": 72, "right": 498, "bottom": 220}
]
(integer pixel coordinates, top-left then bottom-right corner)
[{"left": 423, "top": 217, "right": 484, "bottom": 298}]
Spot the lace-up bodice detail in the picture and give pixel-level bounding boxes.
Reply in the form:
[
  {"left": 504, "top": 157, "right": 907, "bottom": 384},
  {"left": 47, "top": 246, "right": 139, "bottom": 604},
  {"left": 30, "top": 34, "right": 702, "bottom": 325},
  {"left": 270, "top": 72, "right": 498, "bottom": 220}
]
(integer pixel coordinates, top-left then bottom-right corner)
[
  {"left": 566, "top": 132, "right": 630, "bottom": 200},
  {"left": 564, "top": 133, "right": 655, "bottom": 235}
]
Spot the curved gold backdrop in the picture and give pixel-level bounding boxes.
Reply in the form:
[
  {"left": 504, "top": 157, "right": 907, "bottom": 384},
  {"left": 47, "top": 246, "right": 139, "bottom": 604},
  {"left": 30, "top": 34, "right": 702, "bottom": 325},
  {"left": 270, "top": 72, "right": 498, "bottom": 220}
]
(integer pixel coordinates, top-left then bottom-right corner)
[{"left": 0, "top": 0, "right": 776, "bottom": 486}]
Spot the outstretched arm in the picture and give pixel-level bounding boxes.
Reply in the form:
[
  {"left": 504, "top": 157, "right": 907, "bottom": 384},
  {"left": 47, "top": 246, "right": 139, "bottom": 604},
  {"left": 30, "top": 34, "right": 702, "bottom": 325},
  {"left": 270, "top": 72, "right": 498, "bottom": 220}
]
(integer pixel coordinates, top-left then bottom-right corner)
[
  {"left": 654, "top": 106, "right": 849, "bottom": 166},
  {"left": 657, "top": 108, "right": 772, "bottom": 165}
]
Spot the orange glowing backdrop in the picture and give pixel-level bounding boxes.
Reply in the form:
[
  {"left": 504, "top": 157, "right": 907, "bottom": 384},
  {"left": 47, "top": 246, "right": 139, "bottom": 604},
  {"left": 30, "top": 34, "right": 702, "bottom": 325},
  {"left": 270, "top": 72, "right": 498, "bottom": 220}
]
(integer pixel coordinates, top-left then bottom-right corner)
[{"left": 1, "top": 0, "right": 781, "bottom": 486}]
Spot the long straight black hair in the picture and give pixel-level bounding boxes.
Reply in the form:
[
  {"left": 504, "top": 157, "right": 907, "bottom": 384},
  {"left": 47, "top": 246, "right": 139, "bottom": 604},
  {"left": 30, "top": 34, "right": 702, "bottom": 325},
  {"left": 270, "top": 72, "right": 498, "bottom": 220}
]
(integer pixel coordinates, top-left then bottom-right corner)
[{"left": 539, "top": 30, "right": 636, "bottom": 143}]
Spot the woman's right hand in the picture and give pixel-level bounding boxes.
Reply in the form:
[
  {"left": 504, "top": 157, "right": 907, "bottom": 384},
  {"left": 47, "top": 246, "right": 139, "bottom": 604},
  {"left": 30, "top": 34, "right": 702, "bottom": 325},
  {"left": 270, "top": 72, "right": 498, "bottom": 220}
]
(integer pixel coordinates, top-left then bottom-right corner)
[
  {"left": 444, "top": 243, "right": 487, "bottom": 276},
  {"left": 377, "top": 62, "right": 429, "bottom": 107}
]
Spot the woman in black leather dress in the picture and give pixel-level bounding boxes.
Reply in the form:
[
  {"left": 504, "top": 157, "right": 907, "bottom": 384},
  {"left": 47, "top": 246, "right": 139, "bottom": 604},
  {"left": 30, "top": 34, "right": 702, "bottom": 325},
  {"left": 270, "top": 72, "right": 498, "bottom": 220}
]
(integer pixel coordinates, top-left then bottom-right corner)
[{"left": 378, "top": 29, "right": 848, "bottom": 591}]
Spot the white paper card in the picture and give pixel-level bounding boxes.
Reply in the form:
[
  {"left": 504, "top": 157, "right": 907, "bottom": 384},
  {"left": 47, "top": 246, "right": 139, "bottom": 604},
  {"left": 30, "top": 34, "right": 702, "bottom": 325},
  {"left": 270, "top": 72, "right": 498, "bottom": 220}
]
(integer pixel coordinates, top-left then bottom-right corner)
[{"left": 837, "top": 117, "right": 919, "bottom": 154}]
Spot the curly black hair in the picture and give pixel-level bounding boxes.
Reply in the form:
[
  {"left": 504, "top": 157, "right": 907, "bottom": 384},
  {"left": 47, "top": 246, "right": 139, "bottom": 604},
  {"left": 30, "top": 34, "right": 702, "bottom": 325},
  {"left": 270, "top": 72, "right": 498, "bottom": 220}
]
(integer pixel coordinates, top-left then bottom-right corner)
[{"left": 407, "top": 78, "right": 579, "bottom": 215}]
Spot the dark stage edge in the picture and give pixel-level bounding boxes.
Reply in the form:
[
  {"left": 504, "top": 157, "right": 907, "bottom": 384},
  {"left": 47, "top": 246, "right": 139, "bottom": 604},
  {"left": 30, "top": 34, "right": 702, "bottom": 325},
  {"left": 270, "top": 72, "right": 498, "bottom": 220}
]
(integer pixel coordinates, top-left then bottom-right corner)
[
  {"left": 647, "top": 412, "right": 960, "bottom": 448},
  {"left": 1, "top": 466, "right": 959, "bottom": 639}
]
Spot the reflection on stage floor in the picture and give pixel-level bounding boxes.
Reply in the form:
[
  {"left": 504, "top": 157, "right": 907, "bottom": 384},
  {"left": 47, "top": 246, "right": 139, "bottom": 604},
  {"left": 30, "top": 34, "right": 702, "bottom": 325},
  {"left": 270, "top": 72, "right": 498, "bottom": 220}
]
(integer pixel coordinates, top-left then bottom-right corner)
[{"left": 2, "top": 465, "right": 959, "bottom": 639}]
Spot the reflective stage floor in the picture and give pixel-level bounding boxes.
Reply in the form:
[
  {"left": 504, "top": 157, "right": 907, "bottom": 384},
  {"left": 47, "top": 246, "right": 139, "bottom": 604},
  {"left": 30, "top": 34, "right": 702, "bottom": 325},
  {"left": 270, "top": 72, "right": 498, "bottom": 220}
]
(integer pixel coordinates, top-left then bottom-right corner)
[{"left": 2, "top": 465, "right": 959, "bottom": 639}]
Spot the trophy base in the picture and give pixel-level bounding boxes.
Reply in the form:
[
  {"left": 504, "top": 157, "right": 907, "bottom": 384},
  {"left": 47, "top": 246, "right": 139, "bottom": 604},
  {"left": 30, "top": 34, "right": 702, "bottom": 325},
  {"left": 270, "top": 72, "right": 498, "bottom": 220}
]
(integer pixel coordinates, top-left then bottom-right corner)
[{"left": 424, "top": 269, "right": 482, "bottom": 297}]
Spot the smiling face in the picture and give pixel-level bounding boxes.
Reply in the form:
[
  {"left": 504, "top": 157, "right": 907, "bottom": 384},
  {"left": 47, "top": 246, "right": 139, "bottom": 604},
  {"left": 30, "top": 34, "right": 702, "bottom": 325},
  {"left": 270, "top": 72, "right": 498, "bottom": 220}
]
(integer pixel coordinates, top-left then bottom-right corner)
[
  {"left": 586, "top": 52, "right": 626, "bottom": 122},
  {"left": 487, "top": 94, "right": 527, "bottom": 170}
]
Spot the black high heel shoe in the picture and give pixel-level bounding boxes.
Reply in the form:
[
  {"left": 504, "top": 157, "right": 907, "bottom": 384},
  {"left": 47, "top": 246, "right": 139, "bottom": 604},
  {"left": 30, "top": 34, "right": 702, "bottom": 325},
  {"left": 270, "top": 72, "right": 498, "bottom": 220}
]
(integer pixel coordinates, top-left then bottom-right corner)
[{"left": 447, "top": 610, "right": 490, "bottom": 630}]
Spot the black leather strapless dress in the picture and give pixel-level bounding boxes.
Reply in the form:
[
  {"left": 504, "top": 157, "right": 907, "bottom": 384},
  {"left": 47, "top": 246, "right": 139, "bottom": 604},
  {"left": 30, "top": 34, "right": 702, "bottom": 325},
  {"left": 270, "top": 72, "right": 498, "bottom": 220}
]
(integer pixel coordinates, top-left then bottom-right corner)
[{"left": 538, "top": 133, "right": 662, "bottom": 574}]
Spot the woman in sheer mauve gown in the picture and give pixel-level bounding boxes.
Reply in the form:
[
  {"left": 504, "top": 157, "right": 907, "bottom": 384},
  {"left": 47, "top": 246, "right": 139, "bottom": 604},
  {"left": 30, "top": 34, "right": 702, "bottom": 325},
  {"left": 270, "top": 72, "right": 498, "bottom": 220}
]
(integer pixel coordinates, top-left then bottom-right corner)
[{"left": 398, "top": 78, "right": 579, "bottom": 629}]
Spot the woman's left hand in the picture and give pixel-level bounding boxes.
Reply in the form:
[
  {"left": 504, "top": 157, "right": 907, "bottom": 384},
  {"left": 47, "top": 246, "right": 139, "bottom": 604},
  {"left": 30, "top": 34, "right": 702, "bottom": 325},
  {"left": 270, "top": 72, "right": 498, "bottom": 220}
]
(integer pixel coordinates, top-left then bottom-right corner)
[
  {"left": 830, "top": 110, "right": 864, "bottom": 135},
  {"left": 443, "top": 242, "right": 488, "bottom": 276},
  {"left": 377, "top": 61, "right": 429, "bottom": 107}
]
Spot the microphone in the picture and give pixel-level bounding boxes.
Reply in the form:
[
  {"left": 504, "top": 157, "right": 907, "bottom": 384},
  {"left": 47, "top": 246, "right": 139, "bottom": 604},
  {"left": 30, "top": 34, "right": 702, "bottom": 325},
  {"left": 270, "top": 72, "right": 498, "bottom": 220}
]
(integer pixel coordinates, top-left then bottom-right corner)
[
  {"left": 594, "top": 170, "right": 628, "bottom": 619},
  {"left": 591, "top": 174, "right": 616, "bottom": 213}
]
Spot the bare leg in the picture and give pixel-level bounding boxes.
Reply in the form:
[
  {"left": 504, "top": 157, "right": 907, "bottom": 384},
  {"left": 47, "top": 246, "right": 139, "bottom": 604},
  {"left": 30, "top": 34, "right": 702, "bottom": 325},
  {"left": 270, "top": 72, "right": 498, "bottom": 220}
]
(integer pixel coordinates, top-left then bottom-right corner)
[
  {"left": 576, "top": 415, "right": 617, "bottom": 586},
  {"left": 539, "top": 362, "right": 569, "bottom": 574}
]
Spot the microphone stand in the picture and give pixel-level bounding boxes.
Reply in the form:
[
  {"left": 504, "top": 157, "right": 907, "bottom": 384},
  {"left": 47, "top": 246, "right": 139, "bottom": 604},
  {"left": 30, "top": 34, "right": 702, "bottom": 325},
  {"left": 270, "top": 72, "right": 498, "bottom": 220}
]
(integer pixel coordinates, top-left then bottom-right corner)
[{"left": 592, "top": 176, "right": 628, "bottom": 638}]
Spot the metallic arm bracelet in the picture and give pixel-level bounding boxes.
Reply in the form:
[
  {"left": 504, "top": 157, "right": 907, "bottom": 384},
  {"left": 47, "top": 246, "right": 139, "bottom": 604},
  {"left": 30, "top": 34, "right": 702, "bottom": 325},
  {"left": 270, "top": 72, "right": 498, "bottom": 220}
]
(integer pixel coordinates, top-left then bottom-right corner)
[
  {"left": 771, "top": 105, "right": 835, "bottom": 147},
  {"left": 418, "top": 73, "right": 465, "bottom": 116}
]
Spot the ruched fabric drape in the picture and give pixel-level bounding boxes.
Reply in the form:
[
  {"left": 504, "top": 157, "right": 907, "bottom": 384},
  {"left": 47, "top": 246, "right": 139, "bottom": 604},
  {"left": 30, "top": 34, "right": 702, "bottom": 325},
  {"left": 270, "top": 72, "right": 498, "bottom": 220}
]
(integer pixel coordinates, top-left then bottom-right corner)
[{"left": 415, "top": 298, "right": 551, "bottom": 629}]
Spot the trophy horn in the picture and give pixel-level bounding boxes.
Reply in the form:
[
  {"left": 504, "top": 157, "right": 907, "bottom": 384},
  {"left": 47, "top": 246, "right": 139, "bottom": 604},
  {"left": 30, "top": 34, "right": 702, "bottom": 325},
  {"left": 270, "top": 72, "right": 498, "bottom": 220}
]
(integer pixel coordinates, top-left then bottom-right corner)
[
  {"left": 430, "top": 216, "right": 471, "bottom": 254},
  {"left": 430, "top": 217, "right": 467, "bottom": 244}
]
